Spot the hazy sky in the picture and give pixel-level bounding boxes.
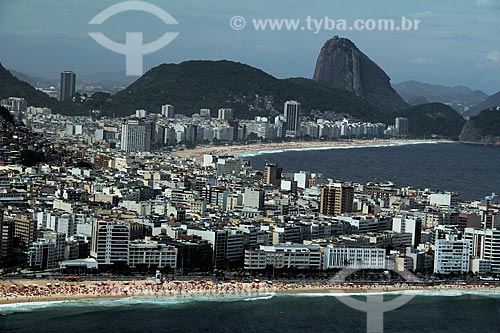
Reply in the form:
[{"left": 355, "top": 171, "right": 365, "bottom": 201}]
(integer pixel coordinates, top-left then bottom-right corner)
[{"left": 1, "top": 0, "right": 499, "bottom": 93}]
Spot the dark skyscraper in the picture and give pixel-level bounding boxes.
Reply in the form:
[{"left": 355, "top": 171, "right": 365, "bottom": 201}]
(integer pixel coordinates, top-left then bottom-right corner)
[
  {"left": 264, "top": 163, "right": 282, "bottom": 187},
  {"left": 59, "top": 71, "right": 76, "bottom": 101},
  {"left": 284, "top": 100, "right": 301, "bottom": 138}
]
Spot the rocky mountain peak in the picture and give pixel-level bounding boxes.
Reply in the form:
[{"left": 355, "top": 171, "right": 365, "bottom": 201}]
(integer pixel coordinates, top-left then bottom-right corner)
[{"left": 313, "top": 36, "right": 406, "bottom": 110}]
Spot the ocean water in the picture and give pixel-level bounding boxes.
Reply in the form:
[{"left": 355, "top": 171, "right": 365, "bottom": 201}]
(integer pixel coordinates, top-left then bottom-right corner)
[
  {"left": 2, "top": 292, "right": 500, "bottom": 332},
  {"left": 245, "top": 142, "right": 500, "bottom": 201}
]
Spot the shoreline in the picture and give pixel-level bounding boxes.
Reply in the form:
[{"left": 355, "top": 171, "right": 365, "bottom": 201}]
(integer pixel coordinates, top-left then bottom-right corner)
[
  {"left": 2, "top": 279, "right": 500, "bottom": 307},
  {"left": 171, "top": 139, "right": 453, "bottom": 160}
]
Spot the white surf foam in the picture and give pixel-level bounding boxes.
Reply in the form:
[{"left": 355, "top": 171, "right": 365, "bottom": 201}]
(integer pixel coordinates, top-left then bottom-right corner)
[
  {"left": 243, "top": 294, "right": 276, "bottom": 301},
  {"left": 0, "top": 293, "right": 277, "bottom": 314},
  {"left": 235, "top": 141, "right": 445, "bottom": 157},
  {"left": 281, "top": 290, "right": 500, "bottom": 298}
]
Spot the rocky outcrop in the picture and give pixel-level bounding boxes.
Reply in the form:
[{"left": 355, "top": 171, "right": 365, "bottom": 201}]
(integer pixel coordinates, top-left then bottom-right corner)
[
  {"left": 313, "top": 36, "right": 406, "bottom": 111},
  {"left": 458, "top": 119, "right": 483, "bottom": 142},
  {"left": 459, "top": 108, "right": 500, "bottom": 143}
]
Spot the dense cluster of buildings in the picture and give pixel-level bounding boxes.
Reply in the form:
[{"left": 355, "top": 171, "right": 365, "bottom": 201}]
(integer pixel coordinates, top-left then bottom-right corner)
[
  {"left": 0, "top": 95, "right": 497, "bottom": 279},
  {"left": 2, "top": 95, "right": 411, "bottom": 154}
]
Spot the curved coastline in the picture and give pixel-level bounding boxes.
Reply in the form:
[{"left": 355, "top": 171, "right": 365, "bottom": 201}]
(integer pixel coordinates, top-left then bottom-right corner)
[
  {"left": 234, "top": 140, "right": 449, "bottom": 158},
  {"left": 171, "top": 139, "right": 454, "bottom": 160}
]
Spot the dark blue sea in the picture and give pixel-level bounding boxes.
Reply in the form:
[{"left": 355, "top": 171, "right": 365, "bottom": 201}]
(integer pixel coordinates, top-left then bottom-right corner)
[
  {"left": 245, "top": 142, "right": 500, "bottom": 201},
  {"left": 2, "top": 292, "right": 500, "bottom": 332}
]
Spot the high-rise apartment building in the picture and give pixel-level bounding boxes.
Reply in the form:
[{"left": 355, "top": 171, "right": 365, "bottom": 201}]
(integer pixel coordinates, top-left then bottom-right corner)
[
  {"left": 284, "top": 100, "right": 301, "bottom": 137},
  {"left": 434, "top": 227, "right": 470, "bottom": 274},
  {"left": 60, "top": 71, "right": 76, "bottom": 101},
  {"left": 217, "top": 108, "right": 233, "bottom": 120},
  {"left": 395, "top": 117, "right": 409, "bottom": 136},
  {"left": 91, "top": 220, "right": 130, "bottom": 266},
  {"left": 161, "top": 104, "right": 175, "bottom": 118},
  {"left": 0, "top": 215, "right": 14, "bottom": 260},
  {"left": 243, "top": 188, "right": 265, "bottom": 211},
  {"left": 120, "top": 118, "right": 152, "bottom": 152},
  {"left": 392, "top": 215, "right": 422, "bottom": 247},
  {"left": 264, "top": 164, "right": 282, "bottom": 187},
  {"left": 13, "top": 214, "right": 37, "bottom": 249},
  {"left": 320, "top": 183, "right": 354, "bottom": 216},
  {"left": 464, "top": 228, "right": 500, "bottom": 272}
]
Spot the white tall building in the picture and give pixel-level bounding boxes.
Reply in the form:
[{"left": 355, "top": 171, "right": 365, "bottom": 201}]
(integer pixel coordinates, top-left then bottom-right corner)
[
  {"left": 323, "top": 246, "right": 386, "bottom": 270},
  {"left": 161, "top": 104, "right": 175, "bottom": 118},
  {"left": 120, "top": 119, "right": 152, "bottom": 152},
  {"left": 464, "top": 228, "right": 500, "bottom": 272},
  {"left": 284, "top": 100, "right": 301, "bottom": 138},
  {"left": 65, "top": 124, "right": 83, "bottom": 136},
  {"left": 217, "top": 108, "right": 233, "bottom": 120},
  {"left": 429, "top": 192, "right": 459, "bottom": 208},
  {"left": 243, "top": 188, "right": 264, "bottom": 211},
  {"left": 293, "top": 171, "right": 308, "bottom": 189},
  {"left": 128, "top": 242, "right": 178, "bottom": 269},
  {"left": 244, "top": 243, "right": 322, "bottom": 270},
  {"left": 91, "top": 221, "right": 130, "bottom": 266},
  {"left": 0, "top": 97, "right": 27, "bottom": 111},
  {"left": 37, "top": 230, "right": 66, "bottom": 262},
  {"left": 395, "top": 117, "right": 409, "bottom": 136},
  {"left": 28, "top": 239, "right": 57, "bottom": 269},
  {"left": 434, "top": 227, "right": 470, "bottom": 274},
  {"left": 135, "top": 109, "right": 147, "bottom": 118},
  {"left": 392, "top": 215, "right": 422, "bottom": 247}
]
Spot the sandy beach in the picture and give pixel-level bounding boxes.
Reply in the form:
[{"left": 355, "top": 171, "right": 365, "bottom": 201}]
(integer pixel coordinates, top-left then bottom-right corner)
[
  {"left": 1, "top": 278, "right": 498, "bottom": 306},
  {"left": 171, "top": 139, "right": 452, "bottom": 160}
]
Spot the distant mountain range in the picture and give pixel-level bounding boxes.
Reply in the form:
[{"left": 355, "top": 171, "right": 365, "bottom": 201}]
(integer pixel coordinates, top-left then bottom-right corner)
[
  {"left": 392, "top": 80, "right": 488, "bottom": 114},
  {"left": 7, "top": 69, "right": 134, "bottom": 92},
  {"left": 78, "top": 71, "right": 136, "bottom": 85},
  {"left": 463, "top": 91, "right": 500, "bottom": 118},
  {"left": 8, "top": 69, "right": 58, "bottom": 88}
]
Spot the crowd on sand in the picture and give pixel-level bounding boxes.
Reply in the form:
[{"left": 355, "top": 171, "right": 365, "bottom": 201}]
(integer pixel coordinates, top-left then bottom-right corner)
[{"left": 1, "top": 279, "right": 500, "bottom": 304}]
